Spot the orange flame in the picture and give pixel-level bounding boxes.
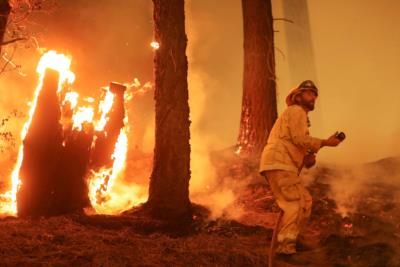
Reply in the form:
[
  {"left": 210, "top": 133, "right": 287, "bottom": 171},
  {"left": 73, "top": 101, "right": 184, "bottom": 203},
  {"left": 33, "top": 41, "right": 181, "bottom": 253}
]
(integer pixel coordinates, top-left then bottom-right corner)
[
  {"left": 88, "top": 129, "right": 128, "bottom": 212},
  {"left": 72, "top": 106, "right": 94, "bottom": 131},
  {"left": 95, "top": 90, "right": 114, "bottom": 132},
  {"left": 63, "top": 91, "right": 79, "bottom": 109},
  {"left": 87, "top": 91, "right": 147, "bottom": 214}
]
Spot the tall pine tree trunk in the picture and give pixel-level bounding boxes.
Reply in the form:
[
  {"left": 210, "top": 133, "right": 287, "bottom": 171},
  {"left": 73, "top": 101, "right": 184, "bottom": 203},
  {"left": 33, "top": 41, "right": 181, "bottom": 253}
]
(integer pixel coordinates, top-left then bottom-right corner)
[
  {"left": 146, "top": 0, "right": 191, "bottom": 220},
  {"left": 237, "top": 0, "right": 277, "bottom": 159},
  {"left": 0, "top": 0, "right": 11, "bottom": 55},
  {"left": 282, "top": 0, "right": 317, "bottom": 85}
]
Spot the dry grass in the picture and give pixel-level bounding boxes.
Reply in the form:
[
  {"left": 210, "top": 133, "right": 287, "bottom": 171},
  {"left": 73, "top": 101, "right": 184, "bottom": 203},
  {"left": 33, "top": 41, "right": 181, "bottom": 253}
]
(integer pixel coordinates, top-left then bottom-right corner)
[{"left": 0, "top": 214, "right": 269, "bottom": 266}]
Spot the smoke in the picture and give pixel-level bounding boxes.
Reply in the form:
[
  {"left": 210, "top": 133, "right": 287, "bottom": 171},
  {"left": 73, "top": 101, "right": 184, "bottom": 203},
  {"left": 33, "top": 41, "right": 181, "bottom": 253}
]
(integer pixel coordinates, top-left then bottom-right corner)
[
  {"left": 186, "top": 0, "right": 244, "bottom": 219},
  {"left": 1, "top": 0, "right": 399, "bottom": 218},
  {"left": 186, "top": 48, "right": 239, "bottom": 219},
  {"left": 186, "top": 68, "right": 244, "bottom": 219},
  {"left": 327, "top": 166, "right": 369, "bottom": 217},
  {"left": 316, "top": 157, "right": 400, "bottom": 217},
  {"left": 274, "top": 0, "right": 400, "bottom": 165}
]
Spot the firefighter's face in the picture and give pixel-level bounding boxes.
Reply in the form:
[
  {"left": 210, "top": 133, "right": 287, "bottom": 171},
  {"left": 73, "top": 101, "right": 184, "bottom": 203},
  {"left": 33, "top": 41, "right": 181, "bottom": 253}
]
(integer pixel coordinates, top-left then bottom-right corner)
[{"left": 296, "top": 90, "right": 317, "bottom": 111}]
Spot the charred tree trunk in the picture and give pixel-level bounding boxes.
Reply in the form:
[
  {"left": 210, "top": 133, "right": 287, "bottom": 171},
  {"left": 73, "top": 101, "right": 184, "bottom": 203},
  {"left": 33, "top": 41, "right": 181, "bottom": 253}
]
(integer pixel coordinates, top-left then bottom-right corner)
[
  {"left": 0, "top": 0, "right": 10, "bottom": 55},
  {"left": 56, "top": 127, "right": 93, "bottom": 214},
  {"left": 237, "top": 0, "right": 277, "bottom": 159},
  {"left": 17, "top": 72, "right": 97, "bottom": 216},
  {"left": 146, "top": 0, "right": 191, "bottom": 220},
  {"left": 17, "top": 70, "right": 64, "bottom": 217}
]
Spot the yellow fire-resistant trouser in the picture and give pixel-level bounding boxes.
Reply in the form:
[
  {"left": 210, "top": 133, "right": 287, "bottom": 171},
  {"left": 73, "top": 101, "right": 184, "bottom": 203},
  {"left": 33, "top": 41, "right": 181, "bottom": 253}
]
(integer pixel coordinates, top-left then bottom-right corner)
[{"left": 265, "top": 170, "right": 312, "bottom": 254}]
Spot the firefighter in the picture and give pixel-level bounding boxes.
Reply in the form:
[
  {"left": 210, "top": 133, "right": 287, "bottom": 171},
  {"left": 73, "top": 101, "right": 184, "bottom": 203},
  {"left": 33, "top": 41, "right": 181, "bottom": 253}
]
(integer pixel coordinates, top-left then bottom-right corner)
[{"left": 260, "top": 80, "right": 343, "bottom": 255}]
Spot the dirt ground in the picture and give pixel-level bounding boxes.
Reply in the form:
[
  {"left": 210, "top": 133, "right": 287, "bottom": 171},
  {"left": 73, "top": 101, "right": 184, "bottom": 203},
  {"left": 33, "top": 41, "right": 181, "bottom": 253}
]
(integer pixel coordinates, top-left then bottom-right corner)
[{"left": 0, "top": 154, "right": 399, "bottom": 266}]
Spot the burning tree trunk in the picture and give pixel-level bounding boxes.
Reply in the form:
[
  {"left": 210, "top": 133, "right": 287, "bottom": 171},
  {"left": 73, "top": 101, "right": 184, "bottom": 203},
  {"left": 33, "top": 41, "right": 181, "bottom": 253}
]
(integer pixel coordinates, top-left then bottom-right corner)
[
  {"left": 89, "top": 83, "right": 127, "bottom": 207},
  {"left": 237, "top": 0, "right": 277, "bottom": 159},
  {"left": 146, "top": 0, "right": 191, "bottom": 220},
  {"left": 91, "top": 82, "right": 126, "bottom": 170},
  {"left": 0, "top": 0, "right": 10, "bottom": 54},
  {"left": 16, "top": 65, "right": 95, "bottom": 216},
  {"left": 56, "top": 127, "right": 93, "bottom": 214},
  {"left": 13, "top": 50, "right": 131, "bottom": 216},
  {"left": 17, "top": 69, "right": 64, "bottom": 217}
]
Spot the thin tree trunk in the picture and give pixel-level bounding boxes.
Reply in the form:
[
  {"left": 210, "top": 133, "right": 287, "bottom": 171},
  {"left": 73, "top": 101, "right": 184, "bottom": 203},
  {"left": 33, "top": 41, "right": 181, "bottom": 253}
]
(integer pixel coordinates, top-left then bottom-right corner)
[
  {"left": 237, "top": 0, "right": 277, "bottom": 159},
  {"left": 0, "top": 0, "right": 10, "bottom": 55},
  {"left": 146, "top": 0, "right": 191, "bottom": 220}
]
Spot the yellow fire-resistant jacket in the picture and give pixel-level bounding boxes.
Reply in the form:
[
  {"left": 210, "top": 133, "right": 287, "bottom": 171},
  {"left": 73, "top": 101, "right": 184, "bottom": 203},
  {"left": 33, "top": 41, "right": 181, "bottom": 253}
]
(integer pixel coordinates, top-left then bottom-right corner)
[{"left": 259, "top": 104, "right": 322, "bottom": 173}]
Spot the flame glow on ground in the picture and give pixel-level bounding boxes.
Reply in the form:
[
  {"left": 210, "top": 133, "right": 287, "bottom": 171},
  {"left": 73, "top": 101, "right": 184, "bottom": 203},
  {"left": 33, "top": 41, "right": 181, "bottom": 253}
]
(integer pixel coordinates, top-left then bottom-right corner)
[{"left": 0, "top": 50, "right": 147, "bottom": 216}]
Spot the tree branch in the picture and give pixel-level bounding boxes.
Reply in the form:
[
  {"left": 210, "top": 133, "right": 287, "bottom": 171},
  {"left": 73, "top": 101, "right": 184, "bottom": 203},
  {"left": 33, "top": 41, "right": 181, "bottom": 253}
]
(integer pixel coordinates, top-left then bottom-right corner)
[
  {"left": 273, "top": 18, "right": 294, "bottom": 23},
  {"left": 0, "top": 37, "right": 27, "bottom": 46},
  {"left": 0, "top": 44, "right": 16, "bottom": 75}
]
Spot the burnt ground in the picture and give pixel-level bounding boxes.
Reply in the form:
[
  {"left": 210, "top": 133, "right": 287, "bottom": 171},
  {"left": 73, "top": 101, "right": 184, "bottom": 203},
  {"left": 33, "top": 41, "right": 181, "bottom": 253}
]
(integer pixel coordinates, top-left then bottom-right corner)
[{"left": 0, "top": 152, "right": 399, "bottom": 266}]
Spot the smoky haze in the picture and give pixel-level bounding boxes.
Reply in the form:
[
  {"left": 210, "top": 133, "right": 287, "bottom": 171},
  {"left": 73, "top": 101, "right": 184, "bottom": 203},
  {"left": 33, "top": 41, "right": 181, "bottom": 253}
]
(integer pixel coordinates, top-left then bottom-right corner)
[
  {"left": 0, "top": 1, "right": 399, "bottom": 194},
  {"left": 275, "top": 0, "right": 400, "bottom": 164},
  {"left": 189, "top": 0, "right": 400, "bottom": 165},
  {"left": 31, "top": 0, "right": 154, "bottom": 92}
]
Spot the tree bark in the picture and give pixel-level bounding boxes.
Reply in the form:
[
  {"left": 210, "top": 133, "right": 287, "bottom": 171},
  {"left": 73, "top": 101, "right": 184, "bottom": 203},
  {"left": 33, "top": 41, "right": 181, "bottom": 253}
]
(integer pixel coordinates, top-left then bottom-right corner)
[
  {"left": 0, "top": 0, "right": 10, "bottom": 55},
  {"left": 146, "top": 0, "right": 191, "bottom": 220},
  {"left": 56, "top": 128, "right": 93, "bottom": 214},
  {"left": 237, "top": 0, "right": 277, "bottom": 159}
]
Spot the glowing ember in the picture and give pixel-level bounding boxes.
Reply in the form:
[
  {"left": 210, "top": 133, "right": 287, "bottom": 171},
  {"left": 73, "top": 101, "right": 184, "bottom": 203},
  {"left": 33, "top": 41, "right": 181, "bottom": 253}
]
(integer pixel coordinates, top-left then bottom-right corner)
[
  {"left": 150, "top": 41, "right": 160, "bottom": 50},
  {"left": 343, "top": 223, "right": 353, "bottom": 229},
  {"left": 235, "top": 146, "right": 242, "bottom": 155}
]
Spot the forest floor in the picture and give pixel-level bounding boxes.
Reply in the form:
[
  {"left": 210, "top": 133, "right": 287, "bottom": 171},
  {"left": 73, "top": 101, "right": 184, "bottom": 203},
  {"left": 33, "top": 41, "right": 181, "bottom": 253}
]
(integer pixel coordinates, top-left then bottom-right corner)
[{"left": 0, "top": 151, "right": 399, "bottom": 266}]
